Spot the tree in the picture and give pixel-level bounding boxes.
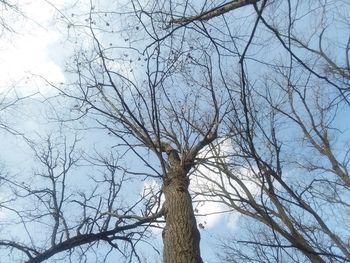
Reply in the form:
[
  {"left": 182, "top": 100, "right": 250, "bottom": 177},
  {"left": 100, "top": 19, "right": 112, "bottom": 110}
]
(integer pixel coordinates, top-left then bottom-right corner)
[
  {"left": 33, "top": 0, "right": 350, "bottom": 261},
  {"left": 58, "top": 0, "right": 303, "bottom": 261},
  {"left": 187, "top": 0, "right": 350, "bottom": 262},
  {"left": 49, "top": 1, "right": 262, "bottom": 262}
]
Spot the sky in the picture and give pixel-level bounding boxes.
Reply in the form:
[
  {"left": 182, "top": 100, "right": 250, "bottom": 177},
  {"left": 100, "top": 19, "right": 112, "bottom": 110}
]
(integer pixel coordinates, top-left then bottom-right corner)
[{"left": 1, "top": 1, "right": 349, "bottom": 263}]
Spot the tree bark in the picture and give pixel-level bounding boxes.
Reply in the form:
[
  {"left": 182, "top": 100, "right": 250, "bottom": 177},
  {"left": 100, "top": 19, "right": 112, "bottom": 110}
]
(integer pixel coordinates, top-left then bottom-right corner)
[{"left": 162, "top": 150, "right": 203, "bottom": 263}]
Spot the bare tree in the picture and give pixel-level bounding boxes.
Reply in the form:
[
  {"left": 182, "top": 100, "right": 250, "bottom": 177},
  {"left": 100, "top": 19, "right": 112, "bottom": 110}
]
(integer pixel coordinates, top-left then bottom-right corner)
[
  {"left": 183, "top": 0, "right": 350, "bottom": 262},
  {"left": 50, "top": 0, "right": 247, "bottom": 261},
  {"left": 52, "top": 0, "right": 350, "bottom": 261}
]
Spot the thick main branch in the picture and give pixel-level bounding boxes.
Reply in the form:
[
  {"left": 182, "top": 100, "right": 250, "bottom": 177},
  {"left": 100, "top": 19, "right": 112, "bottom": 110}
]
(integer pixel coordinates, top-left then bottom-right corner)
[
  {"left": 24, "top": 212, "right": 163, "bottom": 263},
  {"left": 169, "top": 0, "right": 260, "bottom": 25}
]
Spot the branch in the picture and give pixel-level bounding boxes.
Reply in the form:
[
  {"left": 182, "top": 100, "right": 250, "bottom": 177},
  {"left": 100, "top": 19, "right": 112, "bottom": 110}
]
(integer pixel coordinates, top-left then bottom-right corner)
[
  {"left": 186, "top": 121, "right": 219, "bottom": 166},
  {"left": 0, "top": 241, "right": 38, "bottom": 259},
  {"left": 168, "top": 0, "right": 260, "bottom": 26},
  {"left": 24, "top": 210, "right": 164, "bottom": 263}
]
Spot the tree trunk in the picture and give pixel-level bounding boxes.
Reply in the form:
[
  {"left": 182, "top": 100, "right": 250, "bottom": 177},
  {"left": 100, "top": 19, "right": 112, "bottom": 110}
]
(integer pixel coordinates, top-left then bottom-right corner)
[{"left": 162, "top": 154, "right": 203, "bottom": 263}]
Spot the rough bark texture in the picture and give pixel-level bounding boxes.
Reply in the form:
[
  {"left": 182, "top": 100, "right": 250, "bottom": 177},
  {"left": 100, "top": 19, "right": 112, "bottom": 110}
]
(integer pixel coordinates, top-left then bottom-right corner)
[{"left": 162, "top": 150, "right": 203, "bottom": 263}]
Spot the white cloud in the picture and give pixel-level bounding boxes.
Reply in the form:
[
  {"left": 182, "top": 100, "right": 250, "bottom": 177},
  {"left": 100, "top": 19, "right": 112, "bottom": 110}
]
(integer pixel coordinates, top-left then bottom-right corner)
[
  {"left": 191, "top": 166, "right": 228, "bottom": 229},
  {"left": 190, "top": 139, "right": 260, "bottom": 230},
  {"left": 0, "top": 0, "right": 66, "bottom": 94}
]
